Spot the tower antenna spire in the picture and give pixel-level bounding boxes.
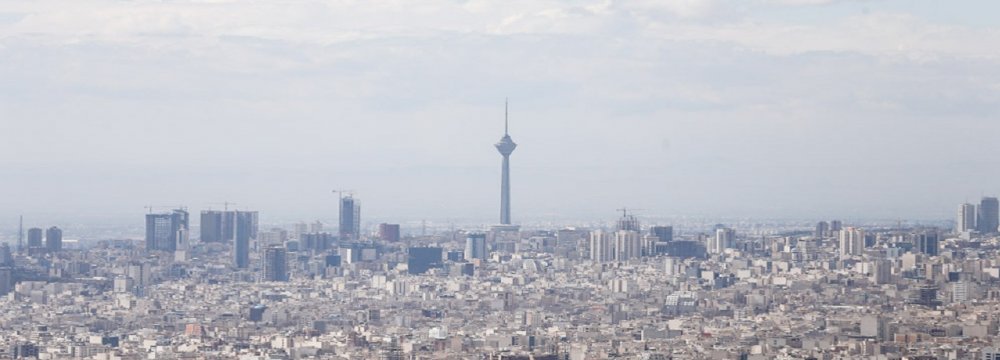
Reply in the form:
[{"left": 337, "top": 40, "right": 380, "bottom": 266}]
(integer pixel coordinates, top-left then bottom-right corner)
[{"left": 504, "top": 98, "right": 509, "bottom": 135}]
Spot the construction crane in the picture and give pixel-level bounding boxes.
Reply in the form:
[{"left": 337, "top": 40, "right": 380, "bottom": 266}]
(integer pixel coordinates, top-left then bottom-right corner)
[
  {"left": 206, "top": 202, "right": 238, "bottom": 211},
  {"left": 144, "top": 205, "right": 186, "bottom": 214},
  {"left": 616, "top": 207, "right": 645, "bottom": 218},
  {"left": 332, "top": 189, "right": 355, "bottom": 200}
]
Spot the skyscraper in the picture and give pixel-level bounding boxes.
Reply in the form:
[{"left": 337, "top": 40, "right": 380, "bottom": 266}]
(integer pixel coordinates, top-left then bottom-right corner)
[
  {"left": 815, "top": 221, "right": 829, "bottom": 238},
  {"left": 978, "top": 197, "right": 999, "bottom": 234},
  {"left": 201, "top": 210, "right": 258, "bottom": 243},
  {"left": 495, "top": 100, "right": 517, "bottom": 225},
  {"left": 27, "top": 228, "right": 43, "bottom": 248},
  {"left": 200, "top": 210, "right": 225, "bottom": 243},
  {"left": 232, "top": 210, "right": 257, "bottom": 269},
  {"left": 958, "top": 203, "right": 976, "bottom": 233},
  {"left": 339, "top": 196, "right": 361, "bottom": 240},
  {"left": 45, "top": 226, "right": 62, "bottom": 252},
  {"left": 263, "top": 246, "right": 288, "bottom": 282},
  {"left": 839, "top": 227, "right": 865, "bottom": 256},
  {"left": 709, "top": 227, "right": 735, "bottom": 254},
  {"left": 465, "top": 233, "right": 487, "bottom": 260},
  {"left": 145, "top": 209, "right": 188, "bottom": 252}
]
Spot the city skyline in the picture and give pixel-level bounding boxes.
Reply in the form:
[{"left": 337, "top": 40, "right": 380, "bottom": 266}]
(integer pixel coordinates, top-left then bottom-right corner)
[
  {"left": 4, "top": 2, "right": 1000, "bottom": 359},
  {"left": 4, "top": 1, "right": 1000, "bottom": 223}
]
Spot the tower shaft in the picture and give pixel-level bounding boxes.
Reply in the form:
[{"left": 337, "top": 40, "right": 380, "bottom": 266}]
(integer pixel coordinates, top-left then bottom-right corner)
[{"left": 500, "top": 155, "right": 511, "bottom": 224}]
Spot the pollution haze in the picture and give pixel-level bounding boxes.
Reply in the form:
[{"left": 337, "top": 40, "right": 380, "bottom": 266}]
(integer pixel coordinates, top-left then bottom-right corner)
[{"left": 2, "top": 0, "right": 1000, "bottom": 225}]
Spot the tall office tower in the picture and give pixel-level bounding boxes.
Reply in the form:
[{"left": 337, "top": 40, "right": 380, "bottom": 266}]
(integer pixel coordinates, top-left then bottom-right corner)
[
  {"left": 45, "top": 226, "right": 62, "bottom": 252},
  {"left": 465, "top": 233, "right": 487, "bottom": 260},
  {"left": 589, "top": 230, "right": 615, "bottom": 263},
  {"left": 650, "top": 226, "right": 673, "bottom": 242},
  {"left": 407, "top": 247, "right": 443, "bottom": 275},
  {"left": 709, "top": 228, "right": 735, "bottom": 254},
  {"left": 232, "top": 210, "right": 256, "bottom": 269},
  {"left": 830, "top": 220, "right": 843, "bottom": 232},
  {"left": 839, "top": 227, "right": 865, "bottom": 256},
  {"left": 27, "top": 228, "right": 43, "bottom": 248},
  {"left": 378, "top": 223, "right": 401, "bottom": 242},
  {"left": 614, "top": 230, "right": 642, "bottom": 261},
  {"left": 262, "top": 246, "right": 288, "bottom": 282},
  {"left": 0, "top": 243, "right": 12, "bottom": 266},
  {"left": 339, "top": 196, "right": 361, "bottom": 240},
  {"left": 494, "top": 100, "right": 517, "bottom": 225},
  {"left": 979, "top": 197, "right": 1000, "bottom": 234},
  {"left": 199, "top": 210, "right": 225, "bottom": 243},
  {"left": 145, "top": 209, "right": 189, "bottom": 251},
  {"left": 201, "top": 210, "right": 258, "bottom": 244},
  {"left": 913, "top": 230, "right": 940, "bottom": 256},
  {"left": 815, "top": 221, "right": 830, "bottom": 238},
  {"left": 958, "top": 203, "right": 977, "bottom": 233}
]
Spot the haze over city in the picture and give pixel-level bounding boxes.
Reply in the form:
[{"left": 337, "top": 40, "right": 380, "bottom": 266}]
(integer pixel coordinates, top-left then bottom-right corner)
[
  {"left": 6, "top": 1, "right": 1000, "bottom": 360},
  {"left": 3, "top": 0, "right": 1000, "bottom": 225}
]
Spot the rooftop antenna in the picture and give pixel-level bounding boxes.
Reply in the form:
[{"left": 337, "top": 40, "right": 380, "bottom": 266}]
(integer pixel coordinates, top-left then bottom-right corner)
[{"left": 504, "top": 98, "right": 509, "bottom": 135}]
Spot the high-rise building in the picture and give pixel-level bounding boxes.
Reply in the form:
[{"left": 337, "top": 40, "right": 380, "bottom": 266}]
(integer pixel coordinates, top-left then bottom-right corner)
[
  {"left": 913, "top": 230, "right": 940, "bottom": 256},
  {"left": 978, "top": 197, "right": 999, "bottom": 234},
  {"left": 199, "top": 210, "right": 226, "bottom": 243},
  {"left": 0, "top": 244, "right": 12, "bottom": 266},
  {"left": 958, "top": 203, "right": 977, "bottom": 233},
  {"left": 590, "top": 230, "right": 644, "bottom": 262},
  {"left": 145, "top": 209, "right": 189, "bottom": 252},
  {"left": 616, "top": 211, "right": 640, "bottom": 232},
  {"left": 465, "top": 233, "right": 487, "bottom": 260},
  {"left": 830, "top": 220, "right": 843, "bottom": 232},
  {"left": 263, "top": 246, "right": 288, "bottom": 282},
  {"left": 614, "top": 230, "right": 642, "bottom": 261},
  {"left": 709, "top": 228, "right": 735, "bottom": 254},
  {"left": 301, "top": 232, "right": 334, "bottom": 252},
  {"left": 407, "top": 247, "right": 443, "bottom": 275},
  {"left": 495, "top": 100, "right": 517, "bottom": 225},
  {"left": 649, "top": 226, "right": 673, "bottom": 242},
  {"left": 45, "top": 226, "right": 62, "bottom": 252},
  {"left": 232, "top": 210, "right": 257, "bottom": 269},
  {"left": 201, "top": 210, "right": 258, "bottom": 243},
  {"left": 590, "top": 230, "right": 614, "bottom": 263},
  {"left": 27, "top": 228, "right": 43, "bottom": 248},
  {"left": 339, "top": 196, "right": 361, "bottom": 240},
  {"left": 378, "top": 223, "right": 401, "bottom": 242},
  {"left": 815, "top": 221, "right": 829, "bottom": 238},
  {"left": 839, "top": 227, "right": 865, "bottom": 256}
]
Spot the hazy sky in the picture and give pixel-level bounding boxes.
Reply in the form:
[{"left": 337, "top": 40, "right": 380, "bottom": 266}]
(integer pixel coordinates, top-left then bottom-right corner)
[{"left": 2, "top": 0, "right": 1000, "bottom": 226}]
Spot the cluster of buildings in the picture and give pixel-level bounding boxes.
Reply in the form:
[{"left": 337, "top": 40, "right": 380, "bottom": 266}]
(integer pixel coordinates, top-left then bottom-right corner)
[{"left": 3, "top": 113, "right": 1000, "bottom": 359}]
